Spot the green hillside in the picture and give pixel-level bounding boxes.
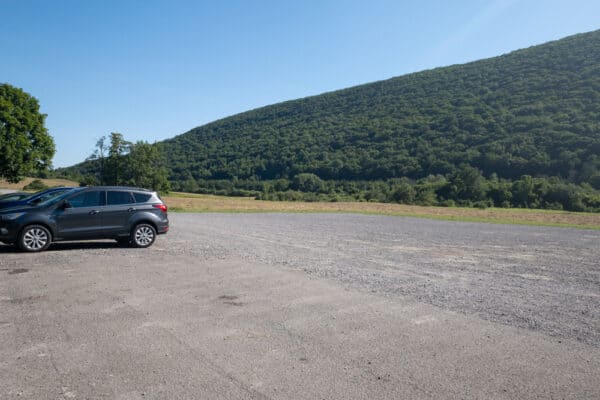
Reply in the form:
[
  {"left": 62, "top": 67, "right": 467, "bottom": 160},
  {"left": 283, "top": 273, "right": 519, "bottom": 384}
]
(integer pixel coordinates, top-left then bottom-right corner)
[{"left": 60, "top": 30, "right": 600, "bottom": 211}]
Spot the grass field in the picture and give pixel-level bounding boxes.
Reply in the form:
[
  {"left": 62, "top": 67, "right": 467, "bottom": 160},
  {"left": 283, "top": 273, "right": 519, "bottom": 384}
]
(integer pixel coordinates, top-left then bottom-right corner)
[
  {"left": 1, "top": 179, "right": 598, "bottom": 229},
  {"left": 164, "top": 192, "right": 600, "bottom": 230}
]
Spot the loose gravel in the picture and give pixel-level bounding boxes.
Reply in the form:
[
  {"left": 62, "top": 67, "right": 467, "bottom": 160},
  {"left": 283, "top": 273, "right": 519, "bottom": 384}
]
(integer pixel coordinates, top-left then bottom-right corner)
[
  {"left": 2, "top": 212, "right": 600, "bottom": 399},
  {"left": 166, "top": 213, "right": 600, "bottom": 346}
]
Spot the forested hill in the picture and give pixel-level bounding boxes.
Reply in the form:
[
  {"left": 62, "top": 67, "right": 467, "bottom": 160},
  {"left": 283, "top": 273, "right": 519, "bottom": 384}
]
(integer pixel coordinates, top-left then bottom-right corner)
[
  {"left": 60, "top": 30, "right": 600, "bottom": 210},
  {"left": 163, "top": 30, "right": 598, "bottom": 182}
]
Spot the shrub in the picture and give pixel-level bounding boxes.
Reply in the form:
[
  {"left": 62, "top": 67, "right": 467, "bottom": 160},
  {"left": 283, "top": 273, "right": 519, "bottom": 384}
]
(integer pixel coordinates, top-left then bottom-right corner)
[
  {"left": 441, "top": 199, "right": 456, "bottom": 207},
  {"left": 23, "top": 179, "right": 48, "bottom": 191},
  {"left": 79, "top": 174, "right": 99, "bottom": 187},
  {"left": 292, "top": 173, "right": 325, "bottom": 193},
  {"left": 390, "top": 183, "right": 416, "bottom": 204}
]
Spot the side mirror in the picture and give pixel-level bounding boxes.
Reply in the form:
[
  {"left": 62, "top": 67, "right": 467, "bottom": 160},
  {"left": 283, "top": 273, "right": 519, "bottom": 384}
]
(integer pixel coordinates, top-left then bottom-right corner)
[{"left": 62, "top": 201, "right": 72, "bottom": 209}]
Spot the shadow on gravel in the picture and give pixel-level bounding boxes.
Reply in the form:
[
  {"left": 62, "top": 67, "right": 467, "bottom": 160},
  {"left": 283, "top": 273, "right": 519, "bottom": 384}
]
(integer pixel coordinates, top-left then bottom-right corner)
[{"left": 0, "top": 241, "right": 122, "bottom": 253}]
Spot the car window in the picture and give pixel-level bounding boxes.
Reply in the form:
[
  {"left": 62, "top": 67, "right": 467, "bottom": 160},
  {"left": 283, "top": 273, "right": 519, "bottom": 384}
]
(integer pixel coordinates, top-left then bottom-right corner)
[
  {"left": 68, "top": 191, "right": 103, "bottom": 208},
  {"left": 133, "top": 192, "right": 152, "bottom": 203},
  {"left": 107, "top": 191, "right": 135, "bottom": 205},
  {"left": 38, "top": 188, "right": 80, "bottom": 207},
  {"left": 36, "top": 190, "right": 67, "bottom": 203},
  {"left": 31, "top": 189, "right": 50, "bottom": 197}
]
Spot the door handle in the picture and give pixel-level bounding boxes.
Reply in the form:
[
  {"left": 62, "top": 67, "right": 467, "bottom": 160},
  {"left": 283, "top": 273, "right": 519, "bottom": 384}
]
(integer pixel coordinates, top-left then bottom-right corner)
[
  {"left": 128, "top": 207, "right": 136, "bottom": 212},
  {"left": 89, "top": 210, "right": 100, "bottom": 215}
]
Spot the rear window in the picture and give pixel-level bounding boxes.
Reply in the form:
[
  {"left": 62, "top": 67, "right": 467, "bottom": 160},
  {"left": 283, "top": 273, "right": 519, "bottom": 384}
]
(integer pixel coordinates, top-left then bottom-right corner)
[
  {"left": 133, "top": 192, "right": 152, "bottom": 203},
  {"left": 107, "top": 191, "right": 135, "bottom": 205}
]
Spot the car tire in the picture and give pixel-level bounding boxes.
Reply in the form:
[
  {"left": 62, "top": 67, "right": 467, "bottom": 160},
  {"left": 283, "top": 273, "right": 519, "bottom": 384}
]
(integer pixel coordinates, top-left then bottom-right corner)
[
  {"left": 130, "top": 223, "right": 156, "bottom": 248},
  {"left": 18, "top": 225, "right": 52, "bottom": 252}
]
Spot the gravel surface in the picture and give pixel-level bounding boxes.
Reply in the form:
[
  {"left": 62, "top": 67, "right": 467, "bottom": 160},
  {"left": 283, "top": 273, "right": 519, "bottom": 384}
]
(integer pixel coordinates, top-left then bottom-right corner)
[
  {"left": 1, "top": 212, "right": 599, "bottom": 399},
  {"left": 171, "top": 213, "right": 600, "bottom": 346}
]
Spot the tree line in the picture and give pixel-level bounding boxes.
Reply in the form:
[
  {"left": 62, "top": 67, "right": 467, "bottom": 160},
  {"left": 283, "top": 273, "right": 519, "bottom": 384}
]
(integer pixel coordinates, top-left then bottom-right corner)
[
  {"left": 169, "top": 169, "right": 600, "bottom": 212},
  {"left": 1, "top": 83, "right": 170, "bottom": 193},
  {"left": 77, "top": 133, "right": 170, "bottom": 192}
]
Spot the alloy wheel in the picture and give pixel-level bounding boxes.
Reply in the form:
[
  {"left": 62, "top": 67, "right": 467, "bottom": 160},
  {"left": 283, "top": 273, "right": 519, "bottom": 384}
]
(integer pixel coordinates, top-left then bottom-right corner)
[
  {"left": 21, "top": 227, "right": 50, "bottom": 252},
  {"left": 134, "top": 225, "right": 155, "bottom": 247}
]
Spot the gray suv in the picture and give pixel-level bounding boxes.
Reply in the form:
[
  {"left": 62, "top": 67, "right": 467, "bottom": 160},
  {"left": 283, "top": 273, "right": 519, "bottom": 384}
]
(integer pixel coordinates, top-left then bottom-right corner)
[{"left": 0, "top": 186, "right": 169, "bottom": 252}]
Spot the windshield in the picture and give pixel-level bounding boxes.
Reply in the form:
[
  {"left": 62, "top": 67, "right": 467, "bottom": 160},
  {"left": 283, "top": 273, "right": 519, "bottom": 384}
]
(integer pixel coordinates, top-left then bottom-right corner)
[
  {"left": 37, "top": 188, "right": 81, "bottom": 207},
  {"left": 33, "top": 189, "right": 69, "bottom": 204},
  {"left": 23, "top": 188, "right": 54, "bottom": 200},
  {"left": 0, "top": 193, "right": 27, "bottom": 202}
]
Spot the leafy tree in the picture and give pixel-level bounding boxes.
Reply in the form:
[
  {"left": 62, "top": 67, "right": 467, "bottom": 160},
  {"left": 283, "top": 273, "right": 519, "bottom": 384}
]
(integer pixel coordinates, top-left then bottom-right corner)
[
  {"left": 87, "top": 136, "right": 108, "bottom": 184},
  {"left": 512, "top": 175, "right": 537, "bottom": 208},
  {"left": 104, "top": 132, "right": 131, "bottom": 185},
  {"left": 81, "top": 133, "right": 169, "bottom": 192},
  {"left": 590, "top": 173, "right": 600, "bottom": 190},
  {"left": 0, "top": 83, "right": 55, "bottom": 182},
  {"left": 79, "top": 174, "right": 99, "bottom": 187},
  {"left": 292, "top": 173, "right": 325, "bottom": 193},
  {"left": 390, "top": 181, "right": 416, "bottom": 204},
  {"left": 451, "top": 166, "right": 487, "bottom": 202},
  {"left": 124, "top": 141, "right": 170, "bottom": 192}
]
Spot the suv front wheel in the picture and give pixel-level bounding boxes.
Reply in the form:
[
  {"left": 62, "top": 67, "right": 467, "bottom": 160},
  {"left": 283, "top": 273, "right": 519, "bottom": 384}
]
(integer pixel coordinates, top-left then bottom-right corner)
[
  {"left": 131, "top": 223, "right": 156, "bottom": 248},
  {"left": 19, "top": 225, "right": 52, "bottom": 252}
]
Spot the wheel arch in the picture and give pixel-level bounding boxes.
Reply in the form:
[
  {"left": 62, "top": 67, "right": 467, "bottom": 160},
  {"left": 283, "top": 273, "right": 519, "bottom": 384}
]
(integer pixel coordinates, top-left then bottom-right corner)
[
  {"left": 130, "top": 219, "right": 158, "bottom": 233},
  {"left": 19, "top": 222, "right": 55, "bottom": 242}
]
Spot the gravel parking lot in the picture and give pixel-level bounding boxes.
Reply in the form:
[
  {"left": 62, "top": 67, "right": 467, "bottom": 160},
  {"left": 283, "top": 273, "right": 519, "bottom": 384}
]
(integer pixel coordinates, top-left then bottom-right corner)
[{"left": 1, "top": 213, "right": 599, "bottom": 399}]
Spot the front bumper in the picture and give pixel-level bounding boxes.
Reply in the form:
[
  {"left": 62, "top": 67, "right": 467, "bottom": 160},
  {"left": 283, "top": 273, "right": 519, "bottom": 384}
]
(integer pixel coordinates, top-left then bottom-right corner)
[{"left": 0, "top": 220, "right": 19, "bottom": 242}]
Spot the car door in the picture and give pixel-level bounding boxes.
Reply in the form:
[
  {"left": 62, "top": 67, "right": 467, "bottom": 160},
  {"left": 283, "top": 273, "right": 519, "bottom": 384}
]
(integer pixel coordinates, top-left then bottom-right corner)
[
  {"left": 102, "top": 190, "right": 136, "bottom": 236},
  {"left": 55, "top": 190, "right": 105, "bottom": 239}
]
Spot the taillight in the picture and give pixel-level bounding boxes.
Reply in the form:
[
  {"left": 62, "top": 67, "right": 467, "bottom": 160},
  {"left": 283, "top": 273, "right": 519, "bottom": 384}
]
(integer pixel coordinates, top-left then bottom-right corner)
[{"left": 153, "top": 204, "right": 168, "bottom": 213}]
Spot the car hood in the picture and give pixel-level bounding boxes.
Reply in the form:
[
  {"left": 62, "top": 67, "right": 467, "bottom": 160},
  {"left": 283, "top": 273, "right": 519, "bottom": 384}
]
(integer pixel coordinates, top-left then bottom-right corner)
[{"left": 0, "top": 204, "right": 35, "bottom": 215}]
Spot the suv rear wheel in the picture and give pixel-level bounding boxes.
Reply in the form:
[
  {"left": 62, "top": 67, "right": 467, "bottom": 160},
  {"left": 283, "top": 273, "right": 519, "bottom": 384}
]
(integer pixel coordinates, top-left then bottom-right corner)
[
  {"left": 131, "top": 223, "right": 156, "bottom": 248},
  {"left": 19, "top": 225, "right": 52, "bottom": 252}
]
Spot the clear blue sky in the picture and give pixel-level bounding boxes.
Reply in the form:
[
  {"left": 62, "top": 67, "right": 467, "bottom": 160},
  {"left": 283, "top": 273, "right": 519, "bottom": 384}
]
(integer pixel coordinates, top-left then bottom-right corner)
[{"left": 1, "top": 0, "right": 599, "bottom": 167}]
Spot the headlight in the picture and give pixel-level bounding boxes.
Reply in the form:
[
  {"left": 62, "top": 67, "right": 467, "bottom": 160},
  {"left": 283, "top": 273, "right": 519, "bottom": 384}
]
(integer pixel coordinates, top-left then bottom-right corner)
[{"left": 1, "top": 212, "right": 25, "bottom": 221}]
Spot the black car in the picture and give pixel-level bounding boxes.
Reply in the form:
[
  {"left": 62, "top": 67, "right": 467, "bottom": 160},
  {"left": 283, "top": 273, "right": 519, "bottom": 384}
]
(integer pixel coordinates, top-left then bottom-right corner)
[
  {"left": 0, "top": 192, "right": 30, "bottom": 203},
  {"left": 0, "top": 186, "right": 169, "bottom": 252},
  {"left": 0, "top": 187, "right": 73, "bottom": 210}
]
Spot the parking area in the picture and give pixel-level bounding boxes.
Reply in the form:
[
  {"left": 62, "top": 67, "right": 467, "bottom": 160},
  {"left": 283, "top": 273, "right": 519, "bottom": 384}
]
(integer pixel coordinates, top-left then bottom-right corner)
[{"left": 1, "top": 213, "right": 599, "bottom": 399}]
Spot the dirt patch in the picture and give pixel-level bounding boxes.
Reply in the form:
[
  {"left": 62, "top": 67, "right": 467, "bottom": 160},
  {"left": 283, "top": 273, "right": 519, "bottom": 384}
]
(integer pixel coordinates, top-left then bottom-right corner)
[
  {"left": 218, "top": 295, "right": 239, "bottom": 300},
  {"left": 224, "top": 301, "right": 245, "bottom": 306},
  {"left": 8, "top": 268, "right": 29, "bottom": 275},
  {"left": 218, "top": 295, "right": 244, "bottom": 306},
  {"left": 5, "top": 295, "right": 45, "bottom": 304}
]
